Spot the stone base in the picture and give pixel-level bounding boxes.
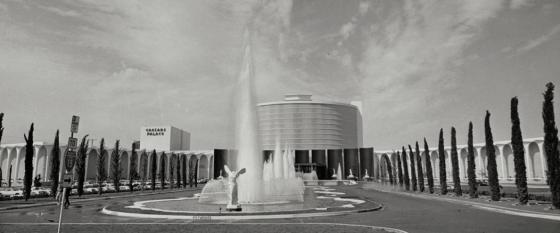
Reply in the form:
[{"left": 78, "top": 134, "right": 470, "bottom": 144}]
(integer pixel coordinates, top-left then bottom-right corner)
[{"left": 226, "top": 204, "right": 242, "bottom": 212}]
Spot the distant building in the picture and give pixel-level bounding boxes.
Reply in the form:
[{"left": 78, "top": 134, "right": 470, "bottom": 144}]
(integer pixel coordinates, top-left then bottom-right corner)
[{"left": 139, "top": 126, "right": 190, "bottom": 151}]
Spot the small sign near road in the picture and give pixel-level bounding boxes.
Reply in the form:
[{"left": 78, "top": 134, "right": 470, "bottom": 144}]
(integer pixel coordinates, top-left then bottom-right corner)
[
  {"left": 64, "top": 150, "right": 77, "bottom": 172},
  {"left": 61, "top": 174, "right": 73, "bottom": 188},
  {"left": 67, "top": 137, "right": 78, "bottom": 150},
  {"left": 70, "top": 115, "right": 80, "bottom": 133}
]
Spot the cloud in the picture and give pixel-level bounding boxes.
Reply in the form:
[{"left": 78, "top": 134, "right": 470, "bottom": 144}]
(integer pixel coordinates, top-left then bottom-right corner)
[
  {"left": 516, "top": 24, "right": 560, "bottom": 53},
  {"left": 510, "top": 0, "right": 534, "bottom": 9}
]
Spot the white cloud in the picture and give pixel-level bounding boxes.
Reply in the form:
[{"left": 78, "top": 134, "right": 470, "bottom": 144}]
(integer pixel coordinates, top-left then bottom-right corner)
[
  {"left": 510, "top": 0, "right": 534, "bottom": 9},
  {"left": 516, "top": 24, "right": 560, "bottom": 53}
]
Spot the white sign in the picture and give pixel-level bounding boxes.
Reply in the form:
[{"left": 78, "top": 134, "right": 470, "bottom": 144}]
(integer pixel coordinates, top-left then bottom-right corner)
[
  {"left": 67, "top": 137, "right": 78, "bottom": 149},
  {"left": 61, "top": 174, "right": 73, "bottom": 188},
  {"left": 70, "top": 115, "right": 80, "bottom": 133}
]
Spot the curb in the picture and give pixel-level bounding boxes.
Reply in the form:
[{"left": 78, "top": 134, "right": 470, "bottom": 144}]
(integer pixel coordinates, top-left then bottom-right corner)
[
  {"left": 0, "top": 188, "right": 202, "bottom": 211},
  {"left": 366, "top": 186, "right": 560, "bottom": 221}
]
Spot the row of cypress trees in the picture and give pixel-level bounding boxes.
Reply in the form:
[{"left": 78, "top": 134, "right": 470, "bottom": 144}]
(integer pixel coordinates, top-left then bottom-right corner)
[{"left": 387, "top": 82, "right": 560, "bottom": 208}]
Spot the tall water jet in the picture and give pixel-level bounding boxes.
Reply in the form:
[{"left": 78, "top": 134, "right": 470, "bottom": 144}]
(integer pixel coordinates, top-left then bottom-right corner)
[{"left": 234, "top": 31, "right": 263, "bottom": 203}]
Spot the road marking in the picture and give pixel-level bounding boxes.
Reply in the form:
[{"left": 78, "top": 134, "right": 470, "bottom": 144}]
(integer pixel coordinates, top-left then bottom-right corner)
[{"left": 0, "top": 222, "right": 408, "bottom": 233}]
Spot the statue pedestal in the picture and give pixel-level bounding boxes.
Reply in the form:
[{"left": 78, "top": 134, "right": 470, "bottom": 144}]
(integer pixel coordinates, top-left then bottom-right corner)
[{"left": 226, "top": 204, "right": 242, "bottom": 212}]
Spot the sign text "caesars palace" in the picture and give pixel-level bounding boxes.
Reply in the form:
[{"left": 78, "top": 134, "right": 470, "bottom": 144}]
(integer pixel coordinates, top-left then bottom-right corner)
[{"left": 146, "top": 128, "right": 166, "bottom": 136}]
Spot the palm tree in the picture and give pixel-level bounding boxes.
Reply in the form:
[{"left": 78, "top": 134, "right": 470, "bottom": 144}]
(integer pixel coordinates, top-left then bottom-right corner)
[
  {"left": 49, "top": 130, "right": 61, "bottom": 197},
  {"left": 415, "top": 141, "right": 425, "bottom": 192},
  {"left": 438, "top": 129, "right": 447, "bottom": 195},
  {"left": 467, "top": 122, "right": 478, "bottom": 198},
  {"left": 23, "top": 123, "right": 34, "bottom": 201},
  {"left": 485, "top": 111, "right": 500, "bottom": 201},
  {"left": 424, "top": 138, "right": 434, "bottom": 193},
  {"left": 511, "top": 97, "right": 529, "bottom": 204},
  {"left": 451, "top": 127, "right": 462, "bottom": 196},
  {"left": 542, "top": 82, "right": 560, "bottom": 208}
]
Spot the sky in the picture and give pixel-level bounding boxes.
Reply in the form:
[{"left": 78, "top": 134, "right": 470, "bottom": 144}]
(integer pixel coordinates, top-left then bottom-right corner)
[{"left": 0, "top": 0, "right": 559, "bottom": 151}]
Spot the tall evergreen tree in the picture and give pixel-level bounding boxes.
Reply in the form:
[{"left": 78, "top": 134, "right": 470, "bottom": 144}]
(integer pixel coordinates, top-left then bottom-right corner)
[
  {"left": 23, "top": 123, "right": 34, "bottom": 201},
  {"left": 97, "top": 138, "right": 107, "bottom": 196},
  {"left": 160, "top": 153, "right": 166, "bottom": 189},
  {"left": 129, "top": 144, "right": 138, "bottom": 192},
  {"left": 511, "top": 97, "right": 529, "bottom": 204},
  {"left": 0, "top": 113, "right": 4, "bottom": 145},
  {"left": 424, "top": 138, "right": 434, "bottom": 194},
  {"left": 140, "top": 152, "right": 148, "bottom": 190},
  {"left": 396, "top": 151, "right": 403, "bottom": 187},
  {"left": 416, "top": 142, "right": 425, "bottom": 192},
  {"left": 467, "top": 122, "right": 478, "bottom": 198},
  {"left": 542, "top": 82, "right": 560, "bottom": 208},
  {"left": 49, "top": 130, "right": 61, "bottom": 197},
  {"left": 181, "top": 155, "right": 187, "bottom": 188},
  {"left": 0, "top": 113, "right": 3, "bottom": 188},
  {"left": 169, "top": 154, "right": 175, "bottom": 189},
  {"left": 8, "top": 165, "right": 12, "bottom": 187},
  {"left": 111, "top": 140, "right": 121, "bottom": 192},
  {"left": 485, "top": 111, "right": 501, "bottom": 201},
  {"left": 408, "top": 145, "right": 417, "bottom": 191},
  {"left": 176, "top": 154, "right": 181, "bottom": 188},
  {"left": 451, "top": 127, "right": 462, "bottom": 196},
  {"left": 75, "top": 135, "right": 89, "bottom": 197},
  {"left": 402, "top": 147, "right": 410, "bottom": 191},
  {"left": 150, "top": 150, "right": 157, "bottom": 191},
  {"left": 438, "top": 129, "right": 448, "bottom": 195},
  {"left": 383, "top": 154, "right": 394, "bottom": 184}
]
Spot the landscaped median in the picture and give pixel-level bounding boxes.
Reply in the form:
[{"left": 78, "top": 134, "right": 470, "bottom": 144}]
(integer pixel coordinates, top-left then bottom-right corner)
[
  {"left": 0, "top": 187, "right": 201, "bottom": 211},
  {"left": 362, "top": 182, "right": 560, "bottom": 221}
]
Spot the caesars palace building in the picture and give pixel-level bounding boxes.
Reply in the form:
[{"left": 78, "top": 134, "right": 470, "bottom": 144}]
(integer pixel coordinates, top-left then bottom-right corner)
[{"left": 0, "top": 95, "right": 552, "bottom": 186}]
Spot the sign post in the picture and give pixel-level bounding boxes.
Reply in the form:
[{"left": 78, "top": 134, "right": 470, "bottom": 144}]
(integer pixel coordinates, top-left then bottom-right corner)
[{"left": 58, "top": 115, "right": 79, "bottom": 233}]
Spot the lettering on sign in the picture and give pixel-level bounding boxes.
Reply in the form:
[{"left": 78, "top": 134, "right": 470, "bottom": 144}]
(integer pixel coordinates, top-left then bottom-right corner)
[
  {"left": 145, "top": 128, "right": 166, "bottom": 136},
  {"left": 61, "top": 174, "right": 73, "bottom": 188},
  {"left": 70, "top": 115, "right": 80, "bottom": 133},
  {"left": 67, "top": 137, "right": 78, "bottom": 149},
  {"left": 64, "top": 150, "right": 77, "bottom": 172}
]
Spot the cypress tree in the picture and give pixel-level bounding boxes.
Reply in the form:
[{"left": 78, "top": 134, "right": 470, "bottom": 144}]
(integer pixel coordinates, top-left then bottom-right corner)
[
  {"left": 467, "top": 122, "right": 478, "bottom": 198},
  {"left": 97, "top": 138, "right": 107, "bottom": 196},
  {"left": 8, "top": 165, "right": 12, "bottom": 187},
  {"left": 150, "top": 150, "right": 157, "bottom": 191},
  {"left": 176, "top": 154, "right": 181, "bottom": 188},
  {"left": 76, "top": 135, "right": 89, "bottom": 197},
  {"left": 451, "top": 127, "right": 462, "bottom": 196},
  {"left": 424, "top": 138, "right": 434, "bottom": 194},
  {"left": 0, "top": 113, "right": 4, "bottom": 145},
  {"left": 542, "top": 82, "right": 560, "bottom": 208},
  {"left": 182, "top": 155, "right": 187, "bottom": 188},
  {"left": 49, "top": 130, "right": 61, "bottom": 197},
  {"left": 383, "top": 154, "right": 394, "bottom": 184},
  {"left": 416, "top": 141, "right": 425, "bottom": 192},
  {"left": 396, "top": 151, "right": 403, "bottom": 187},
  {"left": 129, "top": 144, "right": 138, "bottom": 192},
  {"left": 23, "top": 123, "right": 34, "bottom": 201},
  {"left": 438, "top": 129, "right": 447, "bottom": 195},
  {"left": 169, "top": 154, "right": 175, "bottom": 189},
  {"left": 111, "top": 140, "right": 121, "bottom": 192},
  {"left": 408, "top": 145, "right": 417, "bottom": 191},
  {"left": 511, "top": 97, "right": 529, "bottom": 204},
  {"left": 139, "top": 152, "right": 148, "bottom": 190},
  {"left": 402, "top": 147, "right": 410, "bottom": 191},
  {"left": 160, "top": 153, "right": 166, "bottom": 189},
  {"left": 485, "top": 111, "right": 501, "bottom": 201}
]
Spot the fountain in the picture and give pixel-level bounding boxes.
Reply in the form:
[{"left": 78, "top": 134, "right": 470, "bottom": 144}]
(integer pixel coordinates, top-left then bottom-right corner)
[{"left": 101, "top": 32, "right": 375, "bottom": 219}]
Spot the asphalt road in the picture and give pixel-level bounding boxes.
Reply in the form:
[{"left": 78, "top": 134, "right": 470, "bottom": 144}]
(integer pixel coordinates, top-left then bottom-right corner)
[{"left": 0, "top": 185, "right": 559, "bottom": 233}]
